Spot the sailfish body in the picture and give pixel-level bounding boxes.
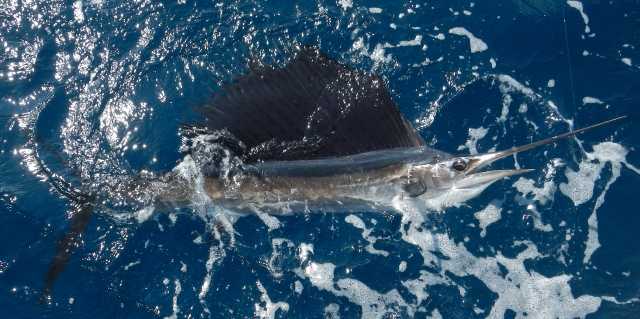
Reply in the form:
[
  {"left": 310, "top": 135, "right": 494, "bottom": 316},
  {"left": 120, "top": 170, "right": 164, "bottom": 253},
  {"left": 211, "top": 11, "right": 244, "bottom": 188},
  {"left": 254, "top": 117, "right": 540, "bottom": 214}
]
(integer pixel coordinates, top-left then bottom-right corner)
[
  {"left": 155, "top": 48, "right": 623, "bottom": 215},
  {"left": 42, "top": 47, "right": 625, "bottom": 299}
]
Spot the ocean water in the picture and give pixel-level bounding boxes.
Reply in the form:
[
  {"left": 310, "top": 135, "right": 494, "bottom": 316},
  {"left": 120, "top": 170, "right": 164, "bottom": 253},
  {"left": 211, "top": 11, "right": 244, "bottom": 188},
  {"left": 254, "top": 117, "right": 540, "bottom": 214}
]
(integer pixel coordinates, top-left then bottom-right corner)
[{"left": 1, "top": 0, "right": 640, "bottom": 318}]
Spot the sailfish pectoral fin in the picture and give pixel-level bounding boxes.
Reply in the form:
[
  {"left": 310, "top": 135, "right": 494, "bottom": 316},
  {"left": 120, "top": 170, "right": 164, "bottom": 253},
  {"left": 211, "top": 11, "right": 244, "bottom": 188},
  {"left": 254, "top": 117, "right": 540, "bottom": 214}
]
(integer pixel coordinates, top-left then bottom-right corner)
[{"left": 41, "top": 201, "right": 94, "bottom": 303}]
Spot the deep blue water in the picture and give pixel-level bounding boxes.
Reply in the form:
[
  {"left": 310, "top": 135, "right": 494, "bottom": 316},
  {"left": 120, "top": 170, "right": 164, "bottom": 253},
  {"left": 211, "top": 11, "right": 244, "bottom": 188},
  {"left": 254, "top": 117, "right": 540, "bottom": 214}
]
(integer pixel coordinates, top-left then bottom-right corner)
[{"left": 1, "top": 0, "right": 640, "bottom": 318}]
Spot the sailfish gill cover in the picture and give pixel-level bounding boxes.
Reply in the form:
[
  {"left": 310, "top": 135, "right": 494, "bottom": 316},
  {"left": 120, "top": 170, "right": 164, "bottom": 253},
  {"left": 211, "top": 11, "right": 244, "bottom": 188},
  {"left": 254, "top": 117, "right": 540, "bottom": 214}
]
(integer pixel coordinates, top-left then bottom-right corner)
[{"left": 1, "top": 0, "right": 639, "bottom": 318}]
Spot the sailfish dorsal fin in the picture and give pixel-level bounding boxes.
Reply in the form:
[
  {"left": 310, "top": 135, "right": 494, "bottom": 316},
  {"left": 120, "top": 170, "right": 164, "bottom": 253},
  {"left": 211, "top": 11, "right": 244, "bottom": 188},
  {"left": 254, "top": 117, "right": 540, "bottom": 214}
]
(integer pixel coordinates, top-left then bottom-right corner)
[{"left": 191, "top": 47, "right": 425, "bottom": 163}]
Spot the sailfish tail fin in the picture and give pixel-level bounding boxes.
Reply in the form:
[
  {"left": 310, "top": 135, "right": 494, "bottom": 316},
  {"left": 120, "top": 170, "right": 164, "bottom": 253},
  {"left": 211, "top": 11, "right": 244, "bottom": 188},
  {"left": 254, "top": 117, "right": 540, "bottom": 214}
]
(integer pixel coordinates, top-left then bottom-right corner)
[
  {"left": 32, "top": 161, "right": 97, "bottom": 304},
  {"left": 41, "top": 200, "right": 94, "bottom": 303}
]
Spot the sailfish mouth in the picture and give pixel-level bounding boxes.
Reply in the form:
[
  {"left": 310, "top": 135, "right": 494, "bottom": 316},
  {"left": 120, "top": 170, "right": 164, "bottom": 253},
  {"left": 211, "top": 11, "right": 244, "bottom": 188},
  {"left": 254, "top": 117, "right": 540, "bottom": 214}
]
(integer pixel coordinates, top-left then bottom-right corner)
[{"left": 455, "top": 116, "right": 627, "bottom": 189}]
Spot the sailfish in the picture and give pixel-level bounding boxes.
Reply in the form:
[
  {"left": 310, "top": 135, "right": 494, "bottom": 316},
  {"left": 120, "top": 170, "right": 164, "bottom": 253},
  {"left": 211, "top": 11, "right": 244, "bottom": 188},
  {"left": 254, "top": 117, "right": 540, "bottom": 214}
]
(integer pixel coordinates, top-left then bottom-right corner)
[{"left": 43, "top": 47, "right": 625, "bottom": 298}]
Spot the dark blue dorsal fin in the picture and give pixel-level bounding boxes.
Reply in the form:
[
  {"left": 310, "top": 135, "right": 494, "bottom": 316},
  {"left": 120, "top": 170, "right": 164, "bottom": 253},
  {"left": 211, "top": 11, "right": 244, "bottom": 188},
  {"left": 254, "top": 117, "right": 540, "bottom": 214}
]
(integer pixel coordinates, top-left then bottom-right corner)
[{"left": 194, "top": 47, "right": 425, "bottom": 163}]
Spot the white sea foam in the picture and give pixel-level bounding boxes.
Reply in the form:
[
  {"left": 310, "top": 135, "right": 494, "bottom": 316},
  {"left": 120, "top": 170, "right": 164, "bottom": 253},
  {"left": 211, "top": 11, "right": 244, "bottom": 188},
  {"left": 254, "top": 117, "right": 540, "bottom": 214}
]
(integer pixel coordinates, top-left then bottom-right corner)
[
  {"left": 495, "top": 74, "right": 542, "bottom": 123},
  {"left": 513, "top": 177, "right": 556, "bottom": 232},
  {"left": 254, "top": 281, "right": 290, "bottom": 319},
  {"left": 397, "top": 35, "right": 422, "bottom": 47},
  {"left": 398, "top": 261, "right": 407, "bottom": 272},
  {"left": 448, "top": 27, "right": 488, "bottom": 53},
  {"left": 457, "top": 126, "right": 488, "bottom": 154},
  {"left": 324, "top": 303, "right": 341, "bottom": 318},
  {"left": 582, "top": 96, "right": 604, "bottom": 105},
  {"left": 498, "top": 93, "right": 511, "bottom": 123},
  {"left": 268, "top": 238, "right": 295, "bottom": 278},
  {"left": 370, "top": 44, "right": 391, "bottom": 66},
  {"left": 164, "top": 279, "right": 182, "bottom": 319},
  {"left": 302, "top": 261, "right": 413, "bottom": 317},
  {"left": 73, "top": 1, "right": 85, "bottom": 23},
  {"left": 345, "top": 215, "right": 389, "bottom": 256},
  {"left": 496, "top": 74, "right": 537, "bottom": 98},
  {"left": 123, "top": 260, "right": 141, "bottom": 271},
  {"left": 567, "top": 1, "right": 591, "bottom": 34},
  {"left": 294, "top": 280, "right": 303, "bottom": 294},
  {"left": 401, "top": 270, "right": 445, "bottom": 305},
  {"left": 135, "top": 205, "right": 155, "bottom": 223},
  {"left": 514, "top": 177, "right": 556, "bottom": 206},
  {"left": 621, "top": 57, "right": 632, "bottom": 66},
  {"left": 392, "top": 202, "right": 606, "bottom": 318},
  {"left": 352, "top": 38, "right": 392, "bottom": 68},
  {"left": 547, "top": 79, "right": 556, "bottom": 88},
  {"left": 561, "top": 161, "right": 600, "bottom": 206},
  {"left": 559, "top": 142, "right": 639, "bottom": 263},
  {"left": 199, "top": 243, "right": 225, "bottom": 311},
  {"left": 255, "top": 209, "right": 281, "bottom": 230},
  {"left": 337, "top": 0, "right": 352, "bottom": 10},
  {"left": 474, "top": 200, "right": 502, "bottom": 237},
  {"left": 299, "top": 243, "right": 314, "bottom": 263}
]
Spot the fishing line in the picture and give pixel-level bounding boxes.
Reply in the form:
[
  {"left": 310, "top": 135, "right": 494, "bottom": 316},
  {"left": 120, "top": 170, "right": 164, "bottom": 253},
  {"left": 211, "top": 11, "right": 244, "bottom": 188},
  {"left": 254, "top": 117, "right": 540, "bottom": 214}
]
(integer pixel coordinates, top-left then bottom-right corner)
[
  {"left": 561, "top": 2, "right": 578, "bottom": 121},
  {"left": 560, "top": 2, "right": 588, "bottom": 157},
  {"left": 562, "top": 2, "right": 591, "bottom": 269}
]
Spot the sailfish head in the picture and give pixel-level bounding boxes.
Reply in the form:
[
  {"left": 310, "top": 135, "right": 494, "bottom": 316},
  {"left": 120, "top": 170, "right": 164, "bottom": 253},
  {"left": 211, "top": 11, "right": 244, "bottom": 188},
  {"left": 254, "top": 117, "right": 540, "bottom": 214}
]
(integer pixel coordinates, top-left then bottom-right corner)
[{"left": 409, "top": 116, "right": 626, "bottom": 209}]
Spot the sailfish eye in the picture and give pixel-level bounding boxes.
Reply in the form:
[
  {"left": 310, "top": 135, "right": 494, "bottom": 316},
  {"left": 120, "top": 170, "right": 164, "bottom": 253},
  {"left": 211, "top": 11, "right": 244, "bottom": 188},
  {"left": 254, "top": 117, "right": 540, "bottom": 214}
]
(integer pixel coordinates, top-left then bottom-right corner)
[{"left": 452, "top": 159, "right": 467, "bottom": 171}]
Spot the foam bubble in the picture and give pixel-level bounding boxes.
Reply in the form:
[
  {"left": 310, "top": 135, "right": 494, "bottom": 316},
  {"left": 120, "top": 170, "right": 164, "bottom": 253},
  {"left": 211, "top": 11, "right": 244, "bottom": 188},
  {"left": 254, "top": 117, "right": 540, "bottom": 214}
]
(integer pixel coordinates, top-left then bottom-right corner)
[
  {"left": 567, "top": 1, "right": 591, "bottom": 33},
  {"left": 513, "top": 177, "right": 556, "bottom": 206},
  {"left": 448, "top": 27, "right": 488, "bottom": 53},
  {"left": 457, "top": 126, "right": 488, "bottom": 154},
  {"left": 496, "top": 74, "right": 537, "bottom": 98},
  {"left": 513, "top": 177, "right": 556, "bottom": 232},
  {"left": 294, "top": 281, "right": 303, "bottom": 294},
  {"left": 254, "top": 281, "right": 289, "bottom": 319},
  {"left": 489, "top": 58, "right": 497, "bottom": 68},
  {"left": 268, "top": 238, "right": 295, "bottom": 278},
  {"left": 352, "top": 39, "right": 392, "bottom": 68},
  {"left": 302, "top": 261, "right": 413, "bottom": 317},
  {"left": 299, "top": 243, "right": 314, "bottom": 263},
  {"left": 559, "top": 142, "right": 638, "bottom": 263},
  {"left": 397, "top": 35, "right": 423, "bottom": 47},
  {"left": 199, "top": 244, "right": 225, "bottom": 306},
  {"left": 337, "top": 0, "right": 352, "bottom": 10},
  {"left": 324, "top": 303, "right": 341, "bottom": 318},
  {"left": 401, "top": 270, "right": 445, "bottom": 304},
  {"left": 345, "top": 215, "right": 389, "bottom": 256},
  {"left": 560, "top": 161, "right": 600, "bottom": 206},
  {"left": 582, "top": 96, "right": 604, "bottom": 105},
  {"left": 474, "top": 200, "right": 502, "bottom": 237},
  {"left": 135, "top": 205, "right": 155, "bottom": 223},
  {"left": 164, "top": 279, "right": 182, "bottom": 319},
  {"left": 123, "top": 260, "right": 141, "bottom": 271},
  {"left": 398, "top": 261, "right": 407, "bottom": 272},
  {"left": 304, "top": 262, "right": 335, "bottom": 290},
  {"left": 73, "top": 1, "right": 85, "bottom": 23},
  {"left": 255, "top": 210, "right": 281, "bottom": 230}
]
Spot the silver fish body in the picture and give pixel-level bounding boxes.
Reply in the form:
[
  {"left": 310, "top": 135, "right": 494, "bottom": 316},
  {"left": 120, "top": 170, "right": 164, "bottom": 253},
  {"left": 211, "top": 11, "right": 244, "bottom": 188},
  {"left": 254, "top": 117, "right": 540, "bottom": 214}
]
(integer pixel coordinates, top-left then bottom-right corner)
[{"left": 155, "top": 115, "right": 626, "bottom": 215}]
